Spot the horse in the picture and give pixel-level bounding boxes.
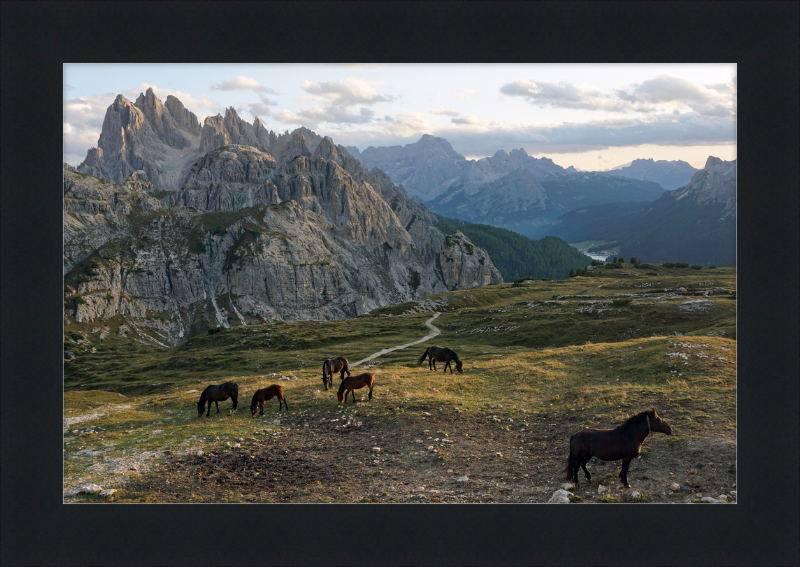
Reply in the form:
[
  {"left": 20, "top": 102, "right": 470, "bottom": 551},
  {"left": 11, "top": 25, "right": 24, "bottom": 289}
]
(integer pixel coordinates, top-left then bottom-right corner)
[
  {"left": 417, "top": 345, "right": 463, "bottom": 374},
  {"left": 563, "top": 409, "right": 672, "bottom": 488},
  {"left": 250, "top": 385, "right": 288, "bottom": 416},
  {"left": 337, "top": 373, "right": 375, "bottom": 404},
  {"left": 322, "top": 356, "right": 351, "bottom": 390},
  {"left": 197, "top": 382, "right": 239, "bottom": 417}
]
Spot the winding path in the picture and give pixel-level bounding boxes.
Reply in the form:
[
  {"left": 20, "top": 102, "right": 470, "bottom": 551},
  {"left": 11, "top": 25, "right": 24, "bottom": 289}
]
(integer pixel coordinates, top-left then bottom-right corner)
[{"left": 351, "top": 312, "right": 441, "bottom": 368}]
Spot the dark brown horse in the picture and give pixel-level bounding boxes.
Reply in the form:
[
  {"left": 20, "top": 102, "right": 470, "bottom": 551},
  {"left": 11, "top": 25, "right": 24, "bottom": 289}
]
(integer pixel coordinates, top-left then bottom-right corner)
[
  {"left": 250, "top": 385, "right": 288, "bottom": 416},
  {"left": 337, "top": 373, "right": 375, "bottom": 404},
  {"left": 322, "top": 356, "right": 351, "bottom": 390},
  {"left": 563, "top": 409, "right": 672, "bottom": 488},
  {"left": 417, "top": 345, "right": 463, "bottom": 374},
  {"left": 197, "top": 382, "right": 239, "bottom": 417}
]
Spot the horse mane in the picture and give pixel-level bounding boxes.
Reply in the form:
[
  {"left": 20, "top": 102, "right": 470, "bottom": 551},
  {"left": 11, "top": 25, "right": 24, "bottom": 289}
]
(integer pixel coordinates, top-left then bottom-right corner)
[
  {"left": 337, "top": 378, "right": 348, "bottom": 396},
  {"left": 620, "top": 409, "right": 653, "bottom": 430},
  {"left": 446, "top": 348, "right": 460, "bottom": 361}
]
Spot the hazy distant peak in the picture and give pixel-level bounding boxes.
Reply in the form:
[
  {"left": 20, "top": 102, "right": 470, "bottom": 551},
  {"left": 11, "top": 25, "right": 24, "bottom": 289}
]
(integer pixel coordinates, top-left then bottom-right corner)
[{"left": 704, "top": 156, "right": 724, "bottom": 169}]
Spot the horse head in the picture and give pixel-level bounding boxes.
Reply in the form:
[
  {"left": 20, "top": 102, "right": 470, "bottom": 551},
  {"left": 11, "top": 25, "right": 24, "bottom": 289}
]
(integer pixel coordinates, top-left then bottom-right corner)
[
  {"left": 649, "top": 409, "right": 672, "bottom": 435},
  {"left": 197, "top": 397, "right": 206, "bottom": 417},
  {"left": 455, "top": 359, "right": 464, "bottom": 373}
]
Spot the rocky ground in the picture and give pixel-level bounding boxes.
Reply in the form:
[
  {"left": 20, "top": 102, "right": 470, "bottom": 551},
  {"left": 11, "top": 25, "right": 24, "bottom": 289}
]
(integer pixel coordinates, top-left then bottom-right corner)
[{"left": 71, "top": 404, "right": 736, "bottom": 504}]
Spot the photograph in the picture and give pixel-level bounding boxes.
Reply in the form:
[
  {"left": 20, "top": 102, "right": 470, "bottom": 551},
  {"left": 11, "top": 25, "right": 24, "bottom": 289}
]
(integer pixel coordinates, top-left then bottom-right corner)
[{"left": 62, "top": 63, "right": 738, "bottom": 505}]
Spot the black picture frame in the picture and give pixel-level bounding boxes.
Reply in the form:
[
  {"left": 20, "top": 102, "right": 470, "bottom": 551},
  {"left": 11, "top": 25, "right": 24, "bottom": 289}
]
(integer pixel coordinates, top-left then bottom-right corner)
[{"left": 2, "top": 1, "right": 797, "bottom": 565}]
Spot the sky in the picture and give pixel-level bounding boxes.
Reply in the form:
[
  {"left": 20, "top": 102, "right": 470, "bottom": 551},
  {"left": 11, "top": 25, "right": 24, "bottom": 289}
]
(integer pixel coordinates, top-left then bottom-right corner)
[{"left": 63, "top": 63, "right": 736, "bottom": 171}]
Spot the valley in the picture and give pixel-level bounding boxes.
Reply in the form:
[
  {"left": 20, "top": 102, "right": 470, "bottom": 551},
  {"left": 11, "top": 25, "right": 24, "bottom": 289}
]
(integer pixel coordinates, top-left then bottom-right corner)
[{"left": 64, "top": 265, "right": 736, "bottom": 503}]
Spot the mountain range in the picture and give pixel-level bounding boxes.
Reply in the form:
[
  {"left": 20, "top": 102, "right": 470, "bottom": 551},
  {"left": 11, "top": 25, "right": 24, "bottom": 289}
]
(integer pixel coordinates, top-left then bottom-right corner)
[
  {"left": 541, "top": 156, "right": 736, "bottom": 265},
  {"left": 349, "top": 135, "right": 668, "bottom": 237},
  {"left": 347, "top": 135, "right": 735, "bottom": 265},
  {"left": 607, "top": 158, "right": 698, "bottom": 190},
  {"left": 66, "top": 90, "right": 504, "bottom": 347}
]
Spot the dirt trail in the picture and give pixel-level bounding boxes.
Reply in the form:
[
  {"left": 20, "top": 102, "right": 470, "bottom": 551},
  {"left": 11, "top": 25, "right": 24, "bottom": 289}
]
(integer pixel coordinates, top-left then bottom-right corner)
[{"left": 350, "top": 312, "right": 441, "bottom": 368}]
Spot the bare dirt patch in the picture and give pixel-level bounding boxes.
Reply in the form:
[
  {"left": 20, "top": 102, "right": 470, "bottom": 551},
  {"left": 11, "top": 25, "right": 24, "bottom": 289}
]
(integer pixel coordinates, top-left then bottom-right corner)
[{"left": 120, "top": 406, "right": 736, "bottom": 503}]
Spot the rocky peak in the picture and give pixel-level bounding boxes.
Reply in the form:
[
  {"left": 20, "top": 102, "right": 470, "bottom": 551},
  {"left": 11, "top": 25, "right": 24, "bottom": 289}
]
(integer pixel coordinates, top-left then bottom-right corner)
[
  {"left": 165, "top": 95, "right": 201, "bottom": 134},
  {"left": 134, "top": 87, "right": 191, "bottom": 149},
  {"left": 78, "top": 91, "right": 204, "bottom": 188},
  {"left": 673, "top": 157, "right": 736, "bottom": 216}
]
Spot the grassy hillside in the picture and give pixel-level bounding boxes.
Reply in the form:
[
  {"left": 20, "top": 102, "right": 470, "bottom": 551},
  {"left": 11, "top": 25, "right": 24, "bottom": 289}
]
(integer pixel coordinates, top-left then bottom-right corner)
[
  {"left": 434, "top": 215, "right": 591, "bottom": 281},
  {"left": 64, "top": 265, "right": 736, "bottom": 503}
]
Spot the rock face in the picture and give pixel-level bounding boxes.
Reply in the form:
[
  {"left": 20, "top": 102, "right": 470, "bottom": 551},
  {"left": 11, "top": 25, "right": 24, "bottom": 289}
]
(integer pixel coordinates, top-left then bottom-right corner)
[
  {"left": 66, "top": 105, "right": 502, "bottom": 345},
  {"left": 671, "top": 156, "right": 736, "bottom": 218},
  {"left": 609, "top": 158, "right": 698, "bottom": 191}
]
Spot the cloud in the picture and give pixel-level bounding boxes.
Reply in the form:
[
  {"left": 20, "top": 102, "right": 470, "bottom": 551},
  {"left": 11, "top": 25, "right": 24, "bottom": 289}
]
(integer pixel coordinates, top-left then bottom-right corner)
[
  {"left": 300, "top": 77, "right": 393, "bottom": 106},
  {"left": 451, "top": 115, "right": 488, "bottom": 126},
  {"left": 210, "top": 75, "right": 277, "bottom": 95},
  {"left": 503, "top": 75, "right": 736, "bottom": 119},
  {"left": 429, "top": 107, "right": 460, "bottom": 116},
  {"left": 501, "top": 79, "right": 629, "bottom": 112},
  {"left": 456, "top": 89, "right": 475, "bottom": 100},
  {"left": 275, "top": 77, "right": 395, "bottom": 127},
  {"left": 274, "top": 105, "right": 376, "bottom": 127},
  {"left": 244, "top": 102, "right": 274, "bottom": 118}
]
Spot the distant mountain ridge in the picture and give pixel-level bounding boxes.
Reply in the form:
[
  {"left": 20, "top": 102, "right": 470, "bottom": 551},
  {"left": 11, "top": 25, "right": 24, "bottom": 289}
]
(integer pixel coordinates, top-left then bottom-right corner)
[
  {"left": 541, "top": 156, "right": 736, "bottom": 266},
  {"left": 349, "top": 135, "right": 668, "bottom": 237},
  {"left": 607, "top": 158, "right": 698, "bottom": 190}
]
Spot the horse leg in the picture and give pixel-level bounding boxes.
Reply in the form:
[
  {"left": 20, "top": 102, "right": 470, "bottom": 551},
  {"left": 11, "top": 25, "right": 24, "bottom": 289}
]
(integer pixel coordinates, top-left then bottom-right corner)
[
  {"left": 619, "top": 457, "right": 632, "bottom": 487},
  {"left": 206, "top": 400, "right": 211, "bottom": 417},
  {"left": 368, "top": 386, "right": 373, "bottom": 400},
  {"left": 215, "top": 400, "right": 220, "bottom": 414},
  {"left": 350, "top": 390, "right": 356, "bottom": 403},
  {"left": 581, "top": 458, "right": 592, "bottom": 483},
  {"left": 283, "top": 396, "right": 288, "bottom": 411},
  {"left": 444, "top": 360, "right": 451, "bottom": 373}
]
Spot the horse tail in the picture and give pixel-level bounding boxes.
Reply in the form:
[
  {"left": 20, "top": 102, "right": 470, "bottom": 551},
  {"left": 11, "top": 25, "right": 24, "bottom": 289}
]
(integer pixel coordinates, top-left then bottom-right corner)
[
  {"left": 563, "top": 453, "right": 575, "bottom": 481},
  {"left": 417, "top": 348, "right": 429, "bottom": 365}
]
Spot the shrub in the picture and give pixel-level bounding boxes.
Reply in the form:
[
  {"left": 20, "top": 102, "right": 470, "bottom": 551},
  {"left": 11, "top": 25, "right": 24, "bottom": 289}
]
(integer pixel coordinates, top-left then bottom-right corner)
[
  {"left": 207, "top": 327, "right": 223, "bottom": 335},
  {"left": 612, "top": 298, "right": 632, "bottom": 307},
  {"left": 691, "top": 265, "right": 702, "bottom": 270},
  {"left": 709, "top": 266, "right": 717, "bottom": 269}
]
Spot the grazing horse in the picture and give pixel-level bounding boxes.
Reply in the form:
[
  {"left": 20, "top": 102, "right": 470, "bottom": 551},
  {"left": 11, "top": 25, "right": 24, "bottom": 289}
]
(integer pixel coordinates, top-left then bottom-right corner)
[
  {"left": 322, "top": 356, "right": 351, "bottom": 390},
  {"left": 563, "top": 409, "right": 672, "bottom": 488},
  {"left": 197, "top": 382, "right": 239, "bottom": 417},
  {"left": 417, "top": 345, "right": 463, "bottom": 374},
  {"left": 337, "top": 373, "right": 375, "bottom": 404},
  {"left": 250, "top": 385, "right": 288, "bottom": 416}
]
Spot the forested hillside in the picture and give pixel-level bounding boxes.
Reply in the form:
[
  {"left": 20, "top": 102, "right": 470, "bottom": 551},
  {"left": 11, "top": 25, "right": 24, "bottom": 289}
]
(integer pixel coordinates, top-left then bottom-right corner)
[{"left": 434, "top": 215, "right": 591, "bottom": 280}]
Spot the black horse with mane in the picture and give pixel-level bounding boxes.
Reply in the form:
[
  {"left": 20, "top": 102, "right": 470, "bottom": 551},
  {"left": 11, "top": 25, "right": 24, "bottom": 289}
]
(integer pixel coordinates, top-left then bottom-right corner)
[
  {"left": 322, "top": 356, "right": 351, "bottom": 390},
  {"left": 563, "top": 408, "right": 672, "bottom": 487},
  {"left": 417, "top": 345, "right": 463, "bottom": 374},
  {"left": 197, "top": 382, "right": 239, "bottom": 417}
]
